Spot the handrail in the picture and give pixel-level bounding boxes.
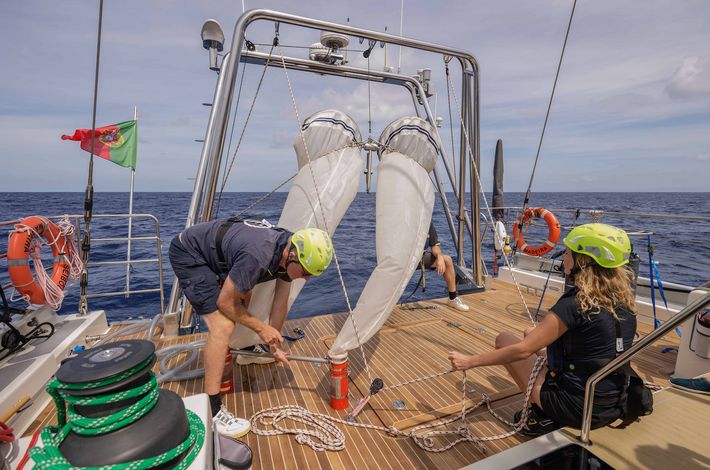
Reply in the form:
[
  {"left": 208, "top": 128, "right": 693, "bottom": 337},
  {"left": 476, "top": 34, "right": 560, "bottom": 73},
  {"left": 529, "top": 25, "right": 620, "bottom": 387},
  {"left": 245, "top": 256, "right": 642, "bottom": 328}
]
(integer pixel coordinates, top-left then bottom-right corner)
[
  {"left": 579, "top": 291, "right": 710, "bottom": 443},
  {"left": 0, "top": 213, "right": 165, "bottom": 315}
]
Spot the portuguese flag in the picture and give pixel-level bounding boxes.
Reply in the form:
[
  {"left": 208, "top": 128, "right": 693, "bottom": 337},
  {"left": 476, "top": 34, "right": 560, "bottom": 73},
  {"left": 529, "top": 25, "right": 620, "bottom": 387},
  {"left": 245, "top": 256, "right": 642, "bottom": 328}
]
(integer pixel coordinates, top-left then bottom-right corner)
[{"left": 61, "top": 120, "right": 137, "bottom": 170}]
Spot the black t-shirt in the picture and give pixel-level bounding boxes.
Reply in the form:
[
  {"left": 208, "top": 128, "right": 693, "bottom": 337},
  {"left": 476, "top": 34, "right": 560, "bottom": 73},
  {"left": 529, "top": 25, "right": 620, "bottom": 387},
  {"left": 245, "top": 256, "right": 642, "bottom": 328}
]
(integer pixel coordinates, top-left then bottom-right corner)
[
  {"left": 424, "top": 222, "right": 440, "bottom": 250},
  {"left": 547, "top": 287, "right": 637, "bottom": 393},
  {"left": 180, "top": 219, "right": 292, "bottom": 293}
]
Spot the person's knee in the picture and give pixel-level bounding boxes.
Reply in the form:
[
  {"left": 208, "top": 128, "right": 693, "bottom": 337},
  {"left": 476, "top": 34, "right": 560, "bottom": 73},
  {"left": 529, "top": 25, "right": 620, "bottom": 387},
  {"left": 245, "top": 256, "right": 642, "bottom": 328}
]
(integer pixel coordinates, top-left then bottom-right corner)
[
  {"left": 495, "top": 331, "right": 519, "bottom": 349},
  {"left": 444, "top": 255, "right": 453, "bottom": 268},
  {"left": 203, "top": 311, "right": 235, "bottom": 340}
]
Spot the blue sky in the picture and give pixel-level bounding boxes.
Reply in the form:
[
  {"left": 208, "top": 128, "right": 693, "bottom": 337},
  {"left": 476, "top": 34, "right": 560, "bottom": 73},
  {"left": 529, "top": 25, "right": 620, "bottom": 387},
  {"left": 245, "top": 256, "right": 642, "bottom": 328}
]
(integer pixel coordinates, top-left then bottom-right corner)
[{"left": 1, "top": 0, "right": 709, "bottom": 192}]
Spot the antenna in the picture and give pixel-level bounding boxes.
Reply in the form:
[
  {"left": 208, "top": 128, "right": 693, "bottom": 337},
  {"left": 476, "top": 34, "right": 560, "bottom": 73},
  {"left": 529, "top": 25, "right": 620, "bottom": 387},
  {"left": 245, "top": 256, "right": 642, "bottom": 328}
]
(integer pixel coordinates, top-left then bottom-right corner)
[
  {"left": 201, "top": 19, "right": 224, "bottom": 72},
  {"left": 398, "top": 0, "right": 404, "bottom": 73},
  {"left": 383, "top": 26, "right": 392, "bottom": 73}
]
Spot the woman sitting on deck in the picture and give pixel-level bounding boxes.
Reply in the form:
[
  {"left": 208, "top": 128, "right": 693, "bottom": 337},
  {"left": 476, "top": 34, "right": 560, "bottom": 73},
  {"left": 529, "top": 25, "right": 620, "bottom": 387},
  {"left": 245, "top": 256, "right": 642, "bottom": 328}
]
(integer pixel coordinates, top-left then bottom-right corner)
[{"left": 448, "top": 223, "right": 637, "bottom": 436}]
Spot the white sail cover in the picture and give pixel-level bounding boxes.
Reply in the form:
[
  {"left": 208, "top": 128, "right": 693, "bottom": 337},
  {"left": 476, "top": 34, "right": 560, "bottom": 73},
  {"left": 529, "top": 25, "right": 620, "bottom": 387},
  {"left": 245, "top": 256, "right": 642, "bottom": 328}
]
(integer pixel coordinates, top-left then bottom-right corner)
[
  {"left": 230, "top": 110, "right": 363, "bottom": 349},
  {"left": 329, "top": 117, "right": 440, "bottom": 355}
]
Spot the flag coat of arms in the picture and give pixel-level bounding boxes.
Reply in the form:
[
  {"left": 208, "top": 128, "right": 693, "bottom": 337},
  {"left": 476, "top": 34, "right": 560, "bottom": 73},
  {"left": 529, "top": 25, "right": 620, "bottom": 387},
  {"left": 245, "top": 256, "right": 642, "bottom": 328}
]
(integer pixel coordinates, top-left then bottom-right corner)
[{"left": 62, "top": 120, "right": 137, "bottom": 170}]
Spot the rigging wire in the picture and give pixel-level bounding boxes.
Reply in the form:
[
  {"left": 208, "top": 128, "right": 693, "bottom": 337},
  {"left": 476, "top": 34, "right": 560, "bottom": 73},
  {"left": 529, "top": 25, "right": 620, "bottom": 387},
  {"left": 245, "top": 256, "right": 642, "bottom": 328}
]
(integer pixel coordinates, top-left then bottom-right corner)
[
  {"left": 519, "top": 0, "right": 578, "bottom": 216},
  {"left": 444, "top": 63, "right": 458, "bottom": 184},
  {"left": 215, "top": 43, "right": 276, "bottom": 212},
  {"left": 78, "top": 0, "right": 104, "bottom": 315},
  {"left": 444, "top": 60, "right": 536, "bottom": 326},
  {"left": 217, "top": 53, "right": 249, "bottom": 215}
]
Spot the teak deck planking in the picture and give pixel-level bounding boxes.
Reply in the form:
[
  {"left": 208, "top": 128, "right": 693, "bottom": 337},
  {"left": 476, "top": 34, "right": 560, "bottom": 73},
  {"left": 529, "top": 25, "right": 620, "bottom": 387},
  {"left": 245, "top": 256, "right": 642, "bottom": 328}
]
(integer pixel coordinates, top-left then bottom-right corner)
[{"left": 25, "top": 280, "right": 681, "bottom": 469}]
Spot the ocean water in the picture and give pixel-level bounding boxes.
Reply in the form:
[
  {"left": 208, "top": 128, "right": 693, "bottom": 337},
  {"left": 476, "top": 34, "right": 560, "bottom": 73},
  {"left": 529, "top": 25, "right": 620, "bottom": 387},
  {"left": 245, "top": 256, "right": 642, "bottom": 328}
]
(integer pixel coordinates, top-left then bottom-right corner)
[{"left": 1, "top": 192, "right": 708, "bottom": 323}]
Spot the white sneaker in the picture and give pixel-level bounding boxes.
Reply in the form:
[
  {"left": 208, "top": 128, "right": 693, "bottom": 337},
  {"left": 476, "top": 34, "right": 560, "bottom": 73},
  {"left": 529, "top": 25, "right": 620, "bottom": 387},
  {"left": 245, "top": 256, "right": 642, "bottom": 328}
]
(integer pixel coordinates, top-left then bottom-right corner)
[
  {"left": 213, "top": 406, "right": 251, "bottom": 438},
  {"left": 447, "top": 297, "right": 470, "bottom": 312},
  {"left": 235, "top": 344, "right": 275, "bottom": 365}
]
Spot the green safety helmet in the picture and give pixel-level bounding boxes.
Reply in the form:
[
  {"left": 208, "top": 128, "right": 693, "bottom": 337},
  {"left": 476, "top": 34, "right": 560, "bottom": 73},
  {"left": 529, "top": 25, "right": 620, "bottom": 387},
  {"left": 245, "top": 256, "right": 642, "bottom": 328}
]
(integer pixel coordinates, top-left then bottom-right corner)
[
  {"left": 291, "top": 228, "right": 333, "bottom": 276},
  {"left": 563, "top": 223, "right": 631, "bottom": 269}
]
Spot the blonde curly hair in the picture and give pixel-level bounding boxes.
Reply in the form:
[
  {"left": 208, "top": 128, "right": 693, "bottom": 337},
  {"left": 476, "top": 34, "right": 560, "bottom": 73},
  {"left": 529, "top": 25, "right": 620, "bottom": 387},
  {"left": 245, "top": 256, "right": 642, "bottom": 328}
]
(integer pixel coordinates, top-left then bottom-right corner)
[{"left": 572, "top": 252, "right": 637, "bottom": 318}]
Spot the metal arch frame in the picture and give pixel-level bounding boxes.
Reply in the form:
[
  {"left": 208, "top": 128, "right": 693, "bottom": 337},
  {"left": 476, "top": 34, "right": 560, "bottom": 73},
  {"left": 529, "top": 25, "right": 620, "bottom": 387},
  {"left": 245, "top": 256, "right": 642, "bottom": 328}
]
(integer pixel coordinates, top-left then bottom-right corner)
[{"left": 169, "top": 9, "right": 483, "bottom": 318}]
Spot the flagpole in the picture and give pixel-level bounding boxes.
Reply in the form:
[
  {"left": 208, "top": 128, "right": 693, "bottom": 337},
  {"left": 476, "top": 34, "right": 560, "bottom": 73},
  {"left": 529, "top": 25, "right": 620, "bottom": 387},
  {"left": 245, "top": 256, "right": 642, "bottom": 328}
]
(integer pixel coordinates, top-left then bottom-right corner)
[{"left": 125, "top": 106, "right": 137, "bottom": 297}]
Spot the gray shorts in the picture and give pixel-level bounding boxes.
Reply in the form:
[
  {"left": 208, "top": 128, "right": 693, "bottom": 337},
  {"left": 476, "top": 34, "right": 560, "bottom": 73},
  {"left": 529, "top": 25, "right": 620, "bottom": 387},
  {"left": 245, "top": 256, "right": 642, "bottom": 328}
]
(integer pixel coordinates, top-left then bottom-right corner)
[
  {"left": 421, "top": 251, "right": 438, "bottom": 269},
  {"left": 169, "top": 235, "right": 222, "bottom": 315}
]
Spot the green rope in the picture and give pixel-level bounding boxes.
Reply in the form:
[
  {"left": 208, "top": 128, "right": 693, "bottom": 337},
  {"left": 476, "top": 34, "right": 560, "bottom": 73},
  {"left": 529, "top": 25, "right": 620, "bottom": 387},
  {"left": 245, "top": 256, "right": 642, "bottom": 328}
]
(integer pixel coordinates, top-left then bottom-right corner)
[{"left": 28, "top": 357, "right": 205, "bottom": 469}]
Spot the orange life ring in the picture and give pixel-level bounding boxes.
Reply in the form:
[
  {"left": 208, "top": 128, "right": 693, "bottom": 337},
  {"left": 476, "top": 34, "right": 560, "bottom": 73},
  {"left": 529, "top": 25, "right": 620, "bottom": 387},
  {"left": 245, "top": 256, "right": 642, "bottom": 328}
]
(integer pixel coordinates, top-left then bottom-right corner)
[
  {"left": 512, "top": 207, "right": 560, "bottom": 257},
  {"left": 7, "top": 216, "right": 72, "bottom": 304}
]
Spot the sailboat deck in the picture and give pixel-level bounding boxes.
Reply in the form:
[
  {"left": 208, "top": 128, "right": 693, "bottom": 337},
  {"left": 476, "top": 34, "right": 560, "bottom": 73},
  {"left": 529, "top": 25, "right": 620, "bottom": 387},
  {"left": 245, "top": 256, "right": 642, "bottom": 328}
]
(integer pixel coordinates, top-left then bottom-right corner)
[{"left": 26, "top": 280, "right": 681, "bottom": 469}]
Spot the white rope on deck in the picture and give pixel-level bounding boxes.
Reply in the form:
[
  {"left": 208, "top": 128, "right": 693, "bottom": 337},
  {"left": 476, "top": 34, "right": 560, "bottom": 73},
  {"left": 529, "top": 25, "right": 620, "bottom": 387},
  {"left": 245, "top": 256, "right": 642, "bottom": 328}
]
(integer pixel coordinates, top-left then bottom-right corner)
[{"left": 251, "top": 356, "right": 546, "bottom": 453}]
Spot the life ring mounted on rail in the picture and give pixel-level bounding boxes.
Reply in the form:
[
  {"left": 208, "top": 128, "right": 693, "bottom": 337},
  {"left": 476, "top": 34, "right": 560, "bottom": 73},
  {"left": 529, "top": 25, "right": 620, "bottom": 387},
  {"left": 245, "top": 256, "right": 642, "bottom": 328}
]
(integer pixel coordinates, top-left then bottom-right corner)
[
  {"left": 7, "top": 216, "right": 73, "bottom": 306},
  {"left": 512, "top": 207, "right": 560, "bottom": 257}
]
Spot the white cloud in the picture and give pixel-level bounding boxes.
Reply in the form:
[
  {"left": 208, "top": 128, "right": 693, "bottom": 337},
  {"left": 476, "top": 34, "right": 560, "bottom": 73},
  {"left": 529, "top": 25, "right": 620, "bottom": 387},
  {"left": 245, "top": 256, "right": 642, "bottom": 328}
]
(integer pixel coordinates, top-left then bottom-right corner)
[
  {"left": 297, "top": 82, "right": 414, "bottom": 137},
  {"left": 666, "top": 56, "right": 710, "bottom": 99},
  {"left": 1, "top": 0, "right": 709, "bottom": 191}
]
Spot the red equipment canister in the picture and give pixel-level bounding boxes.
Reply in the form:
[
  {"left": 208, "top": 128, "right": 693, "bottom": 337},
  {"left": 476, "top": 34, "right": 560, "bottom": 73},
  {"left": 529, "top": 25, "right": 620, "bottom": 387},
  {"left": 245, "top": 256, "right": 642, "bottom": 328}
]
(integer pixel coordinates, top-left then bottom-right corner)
[{"left": 329, "top": 353, "right": 349, "bottom": 410}]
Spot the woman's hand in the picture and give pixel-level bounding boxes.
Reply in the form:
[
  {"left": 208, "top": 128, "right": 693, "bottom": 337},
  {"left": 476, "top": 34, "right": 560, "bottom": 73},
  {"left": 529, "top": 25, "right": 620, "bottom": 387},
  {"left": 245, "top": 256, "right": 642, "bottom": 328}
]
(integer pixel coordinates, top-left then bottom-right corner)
[{"left": 448, "top": 351, "right": 474, "bottom": 371}]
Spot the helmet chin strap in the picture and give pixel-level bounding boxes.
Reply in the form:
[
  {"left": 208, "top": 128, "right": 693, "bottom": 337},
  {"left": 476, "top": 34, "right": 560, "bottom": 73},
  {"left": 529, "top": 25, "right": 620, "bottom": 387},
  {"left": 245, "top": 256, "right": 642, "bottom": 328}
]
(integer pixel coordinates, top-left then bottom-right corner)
[{"left": 275, "top": 248, "right": 297, "bottom": 281}]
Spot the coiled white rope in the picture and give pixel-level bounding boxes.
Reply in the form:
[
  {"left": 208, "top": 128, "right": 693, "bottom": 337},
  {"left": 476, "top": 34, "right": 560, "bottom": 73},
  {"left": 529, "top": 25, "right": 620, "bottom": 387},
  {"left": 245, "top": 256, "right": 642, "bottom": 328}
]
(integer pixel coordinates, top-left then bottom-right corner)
[
  {"left": 251, "top": 356, "right": 546, "bottom": 453},
  {"left": 11, "top": 216, "right": 81, "bottom": 310},
  {"left": 55, "top": 216, "right": 83, "bottom": 280}
]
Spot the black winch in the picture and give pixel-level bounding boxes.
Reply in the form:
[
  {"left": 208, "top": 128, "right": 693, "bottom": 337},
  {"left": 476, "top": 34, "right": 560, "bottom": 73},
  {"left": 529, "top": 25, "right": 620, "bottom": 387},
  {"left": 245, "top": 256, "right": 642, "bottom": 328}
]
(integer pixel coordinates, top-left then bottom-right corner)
[{"left": 30, "top": 339, "right": 205, "bottom": 469}]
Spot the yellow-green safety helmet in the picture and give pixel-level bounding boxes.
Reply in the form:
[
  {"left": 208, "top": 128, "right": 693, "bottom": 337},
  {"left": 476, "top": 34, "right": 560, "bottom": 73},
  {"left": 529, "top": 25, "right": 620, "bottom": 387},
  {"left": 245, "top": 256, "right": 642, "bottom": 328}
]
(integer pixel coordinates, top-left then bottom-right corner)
[
  {"left": 291, "top": 228, "right": 333, "bottom": 276},
  {"left": 563, "top": 223, "right": 631, "bottom": 269}
]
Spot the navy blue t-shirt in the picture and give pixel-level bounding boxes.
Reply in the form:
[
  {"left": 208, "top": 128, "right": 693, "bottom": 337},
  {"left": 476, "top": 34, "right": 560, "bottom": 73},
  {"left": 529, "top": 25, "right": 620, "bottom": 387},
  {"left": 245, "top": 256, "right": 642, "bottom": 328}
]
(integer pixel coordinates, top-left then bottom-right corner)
[
  {"left": 547, "top": 287, "right": 636, "bottom": 392},
  {"left": 179, "top": 219, "right": 292, "bottom": 293}
]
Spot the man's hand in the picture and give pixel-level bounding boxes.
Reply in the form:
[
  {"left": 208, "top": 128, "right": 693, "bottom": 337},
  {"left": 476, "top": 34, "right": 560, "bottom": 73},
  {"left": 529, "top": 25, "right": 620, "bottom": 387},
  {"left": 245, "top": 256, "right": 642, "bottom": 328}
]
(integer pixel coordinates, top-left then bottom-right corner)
[
  {"left": 448, "top": 351, "right": 473, "bottom": 371},
  {"left": 270, "top": 345, "right": 290, "bottom": 365},
  {"left": 257, "top": 324, "right": 284, "bottom": 347},
  {"left": 434, "top": 256, "right": 446, "bottom": 275}
]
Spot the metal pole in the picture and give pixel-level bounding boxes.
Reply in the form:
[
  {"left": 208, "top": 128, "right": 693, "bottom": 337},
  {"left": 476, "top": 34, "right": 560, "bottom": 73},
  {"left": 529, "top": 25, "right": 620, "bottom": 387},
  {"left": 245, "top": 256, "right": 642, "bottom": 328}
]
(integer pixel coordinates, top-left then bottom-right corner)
[
  {"left": 125, "top": 106, "right": 137, "bottom": 298},
  {"left": 189, "top": 51, "right": 235, "bottom": 227},
  {"left": 456, "top": 71, "right": 468, "bottom": 267},
  {"left": 469, "top": 68, "right": 482, "bottom": 285},
  {"left": 167, "top": 51, "right": 234, "bottom": 316},
  {"left": 406, "top": 80, "right": 474, "bottom": 246},
  {"left": 579, "top": 292, "right": 710, "bottom": 444},
  {"left": 230, "top": 348, "right": 329, "bottom": 365},
  {"left": 398, "top": 0, "right": 404, "bottom": 73}
]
